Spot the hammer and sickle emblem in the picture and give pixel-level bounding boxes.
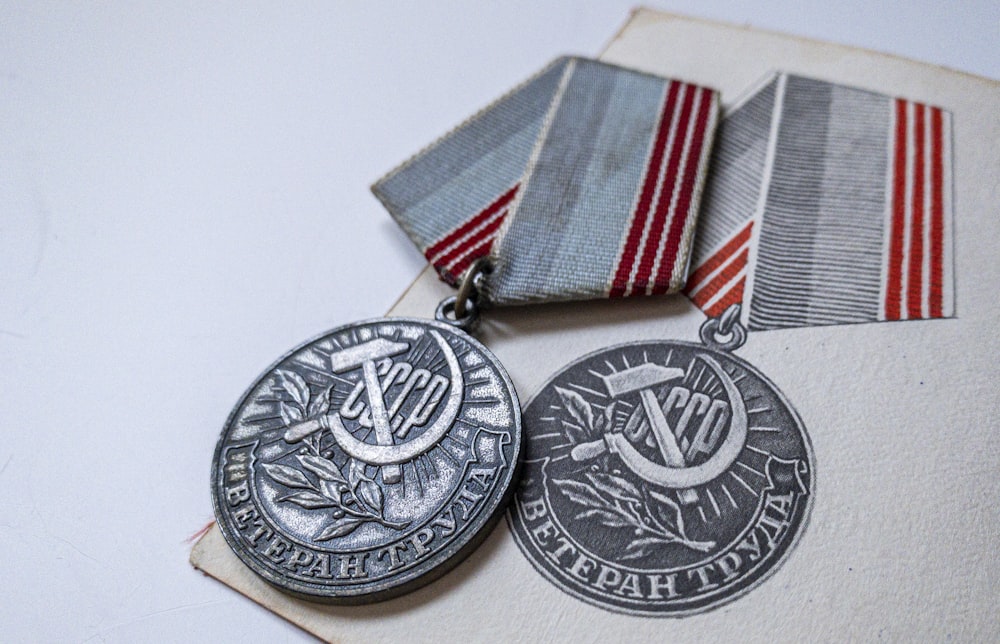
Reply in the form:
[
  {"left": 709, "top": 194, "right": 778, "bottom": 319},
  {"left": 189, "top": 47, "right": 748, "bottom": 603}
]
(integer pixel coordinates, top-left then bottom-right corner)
[
  {"left": 570, "top": 354, "right": 747, "bottom": 500},
  {"left": 321, "top": 331, "right": 463, "bottom": 483}
]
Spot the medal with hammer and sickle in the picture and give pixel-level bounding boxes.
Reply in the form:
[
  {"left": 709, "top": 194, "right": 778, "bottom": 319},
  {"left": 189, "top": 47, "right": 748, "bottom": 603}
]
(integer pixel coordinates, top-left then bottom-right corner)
[
  {"left": 212, "top": 312, "right": 522, "bottom": 605},
  {"left": 282, "top": 330, "right": 465, "bottom": 483}
]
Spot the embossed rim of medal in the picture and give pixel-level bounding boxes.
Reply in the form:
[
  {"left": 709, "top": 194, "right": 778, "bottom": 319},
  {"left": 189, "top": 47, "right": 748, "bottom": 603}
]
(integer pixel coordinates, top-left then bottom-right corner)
[
  {"left": 211, "top": 317, "right": 523, "bottom": 604},
  {"left": 506, "top": 338, "right": 816, "bottom": 617}
]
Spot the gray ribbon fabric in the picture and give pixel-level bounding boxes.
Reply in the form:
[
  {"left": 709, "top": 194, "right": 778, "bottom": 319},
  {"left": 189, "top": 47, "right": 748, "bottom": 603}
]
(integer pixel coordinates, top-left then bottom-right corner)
[{"left": 373, "top": 57, "right": 720, "bottom": 306}]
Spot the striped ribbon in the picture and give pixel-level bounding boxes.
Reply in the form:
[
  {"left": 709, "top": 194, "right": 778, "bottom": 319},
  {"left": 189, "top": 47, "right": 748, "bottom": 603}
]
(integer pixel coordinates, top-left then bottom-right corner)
[
  {"left": 686, "top": 73, "right": 954, "bottom": 330},
  {"left": 373, "top": 57, "right": 719, "bottom": 306}
]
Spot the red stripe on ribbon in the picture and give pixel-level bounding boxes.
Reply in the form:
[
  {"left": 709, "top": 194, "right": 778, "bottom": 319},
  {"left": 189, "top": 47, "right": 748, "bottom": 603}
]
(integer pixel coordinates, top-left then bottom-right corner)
[
  {"left": 885, "top": 99, "right": 908, "bottom": 321},
  {"left": 424, "top": 184, "right": 518, "bottom": 262},
  {"left": 447, "top": 235, "right": 497, "bottom": 281},
  {"left": 609, "top": 81, "right": 682, "bottom": 297},
  {"left": 424, "top": 184, "right": 518, "bottom": 284},
  {"left": 650, "top": 88, "right": 714, "bottom": 295},
  {"left": 685, "top": 221, "right": 754, "bottom": 295},
  {"left": 929, "top": 107, "right": 945, "bottom": 318},
  {"left": 689, "top": 247, "right": 749, "bottom": 309},
  {"left": 906, "top": 103, "right": 926, "bottom": 319},
  {"left": 434, "top": 208, "right": 507, "bottom": 273},
  {"left": 630, "top": 84, "right": 698, "bottom": 295},
  {"left": 704, "top": 276, "right": 747, "bottom": 318}
]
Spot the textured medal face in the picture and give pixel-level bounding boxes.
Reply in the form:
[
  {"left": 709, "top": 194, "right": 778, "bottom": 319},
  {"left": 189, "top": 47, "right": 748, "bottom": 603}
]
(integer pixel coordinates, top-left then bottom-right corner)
[
  {"left": 212, "top": 318, "right": 521, "bottom": 603},
  {"left": 508, "top": 339, "right": 813, "bottom": 616}
]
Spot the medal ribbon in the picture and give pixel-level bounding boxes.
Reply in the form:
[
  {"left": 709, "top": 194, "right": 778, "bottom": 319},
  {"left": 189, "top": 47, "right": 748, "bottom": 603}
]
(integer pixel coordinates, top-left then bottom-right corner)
[
  {"left": 373, "top": 57, "right": 720, "bottom": 306},
  {"left": 684, "top": 72, "right": 955, "bottom": 330}
]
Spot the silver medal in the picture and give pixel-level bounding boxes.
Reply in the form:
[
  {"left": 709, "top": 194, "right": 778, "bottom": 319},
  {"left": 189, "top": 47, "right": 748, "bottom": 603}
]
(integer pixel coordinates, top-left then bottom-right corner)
[{"left": 212, "top": 315, "right": 521, "bottom": 603}]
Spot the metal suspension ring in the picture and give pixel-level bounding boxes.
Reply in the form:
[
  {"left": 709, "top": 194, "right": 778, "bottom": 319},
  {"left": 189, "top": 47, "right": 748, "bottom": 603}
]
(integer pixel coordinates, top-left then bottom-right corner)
[
  {"left": 454, "top": 257, "right": 491, "bottom": 319},
  {"left": 434, "top": 295, "right": 480, "bottom": 334}
]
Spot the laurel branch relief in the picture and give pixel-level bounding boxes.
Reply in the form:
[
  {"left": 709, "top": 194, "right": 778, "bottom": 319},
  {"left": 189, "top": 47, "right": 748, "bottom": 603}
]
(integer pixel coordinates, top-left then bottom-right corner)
[{"left": 261, "top": 370, "right": 409, "bottom": 541}]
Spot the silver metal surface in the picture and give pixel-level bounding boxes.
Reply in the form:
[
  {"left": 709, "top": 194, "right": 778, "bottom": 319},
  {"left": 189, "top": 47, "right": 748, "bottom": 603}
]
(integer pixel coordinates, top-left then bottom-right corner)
[
  {"left": 453, "top": 257, "right": 491, "bottom": 319},
  {"left": 434, "top": 295, "right": 480, "bottom": 334},
  {"left": 212, "top": 317, "right": 521, "bottom": 603},
  {"left": 508, "top": 314, "right": 813, "bottom": 616}
]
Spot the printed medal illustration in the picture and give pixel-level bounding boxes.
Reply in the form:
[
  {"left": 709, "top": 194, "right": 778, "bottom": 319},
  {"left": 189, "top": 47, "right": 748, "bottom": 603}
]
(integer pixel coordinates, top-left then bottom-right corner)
[
  {"left": 508, "top": 306, "right": 813, "bottom": 616},
  {"left": 212, "top": 316, "right": 521, "bottom": 603}
]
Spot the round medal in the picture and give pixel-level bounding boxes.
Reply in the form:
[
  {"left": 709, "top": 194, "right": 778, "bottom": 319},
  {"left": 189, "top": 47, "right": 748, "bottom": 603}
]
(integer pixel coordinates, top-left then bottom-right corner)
[
  {"left": 212, "top": 317, "right": 521, "bottom": 603},
  {"left": 508, "top": 316, "right": 813, "bottom": 616}
]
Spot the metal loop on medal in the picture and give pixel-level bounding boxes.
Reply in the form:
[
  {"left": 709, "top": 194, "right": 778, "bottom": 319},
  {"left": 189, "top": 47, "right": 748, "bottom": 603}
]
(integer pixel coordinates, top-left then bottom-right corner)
[
  {"left": 435, "top": 295, "right": 480, "bottom": 333},
  {"left": 699, "top": 304, "right": 748, "bottom": 352},
  {"left": 436, "top": 259, "right": 490, "bottom": 334},
  {"left": 454, "top": 257, "right": 491, "bottom": 319},
  {"left": 434, "top": 257, "right": 492, "bottom": 333}
]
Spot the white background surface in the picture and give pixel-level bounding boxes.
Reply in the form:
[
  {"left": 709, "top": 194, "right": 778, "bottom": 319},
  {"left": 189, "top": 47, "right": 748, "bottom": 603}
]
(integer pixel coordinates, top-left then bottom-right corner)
[{"left": 1, "top": 2, "right": 997, "bottom": 641}]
